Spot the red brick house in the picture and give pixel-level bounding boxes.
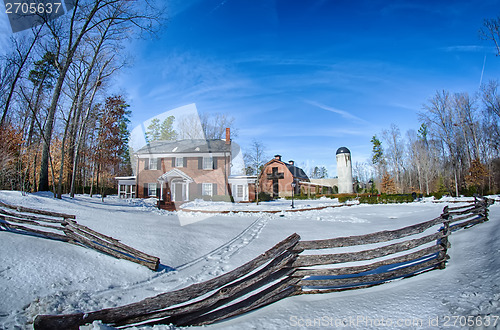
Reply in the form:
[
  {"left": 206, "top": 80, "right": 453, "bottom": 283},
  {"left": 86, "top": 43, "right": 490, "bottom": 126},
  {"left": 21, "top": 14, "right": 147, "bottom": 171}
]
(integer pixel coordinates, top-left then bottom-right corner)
[
  {"left": 258, "top": 155, "right": 311, "bottom": 198},
  {"left": 135, "top": 138, "right": 233, "bottom": 205}
]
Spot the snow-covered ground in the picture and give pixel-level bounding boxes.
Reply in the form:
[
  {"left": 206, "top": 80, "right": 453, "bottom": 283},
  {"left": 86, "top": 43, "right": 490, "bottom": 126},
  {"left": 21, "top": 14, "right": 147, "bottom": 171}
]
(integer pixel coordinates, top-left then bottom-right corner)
[
  {"left": 180, "top": 197, "right": 350, "bottom": 212},
  {"left": 0, "top": 191, "right": 499, "bottom": 329}
]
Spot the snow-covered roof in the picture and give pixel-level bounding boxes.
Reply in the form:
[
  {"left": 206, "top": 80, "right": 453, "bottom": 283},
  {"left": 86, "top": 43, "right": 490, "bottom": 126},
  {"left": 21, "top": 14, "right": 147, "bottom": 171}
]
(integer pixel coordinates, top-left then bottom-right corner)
[{"left": 135, "top": 139, "right": 231, "bottom": 155}]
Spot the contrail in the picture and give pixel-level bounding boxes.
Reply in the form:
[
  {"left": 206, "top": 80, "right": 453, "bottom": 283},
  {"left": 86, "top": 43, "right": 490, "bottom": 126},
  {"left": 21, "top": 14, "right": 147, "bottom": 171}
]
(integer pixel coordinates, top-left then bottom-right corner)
[
  {"left": 209, "top": 0, "right": 229, "bottom": 14},
  {"left": 479, "top": 54, "right": 487, "bottom": 88}
]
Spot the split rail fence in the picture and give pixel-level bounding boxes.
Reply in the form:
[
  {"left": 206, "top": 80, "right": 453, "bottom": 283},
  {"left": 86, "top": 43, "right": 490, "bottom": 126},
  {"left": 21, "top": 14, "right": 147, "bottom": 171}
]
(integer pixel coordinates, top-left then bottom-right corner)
[
  {"left": 0, "top": 201, "right": 160, "bottom": 271},
  {"left": 30, "top": 197, "right": 494, "bottom": 329}
]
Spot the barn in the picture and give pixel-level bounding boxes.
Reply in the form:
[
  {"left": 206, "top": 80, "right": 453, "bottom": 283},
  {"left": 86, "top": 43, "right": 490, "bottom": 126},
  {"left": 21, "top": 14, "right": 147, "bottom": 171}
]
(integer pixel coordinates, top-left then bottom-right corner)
[{"left": 258, "top": 155, "right": 313, "bottom": 199}]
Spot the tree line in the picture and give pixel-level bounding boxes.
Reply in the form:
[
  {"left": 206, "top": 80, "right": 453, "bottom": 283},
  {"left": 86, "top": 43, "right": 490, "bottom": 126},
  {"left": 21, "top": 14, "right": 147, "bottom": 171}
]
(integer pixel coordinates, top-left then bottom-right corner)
[
  {"left": 360, "top": 18, "right": 500, "bottom": 197},
  {"left": 363, "top": 82, "right": 500, "bottom": 196},
  {"left": 0, "top": 0, "right": 164, "bottom": 197}
]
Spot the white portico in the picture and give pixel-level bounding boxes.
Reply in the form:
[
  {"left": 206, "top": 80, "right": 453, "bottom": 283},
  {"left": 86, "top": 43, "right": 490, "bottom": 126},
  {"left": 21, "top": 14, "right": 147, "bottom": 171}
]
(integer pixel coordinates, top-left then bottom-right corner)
[{"left": 158, "top": 168, "right": 194, "bottom": 202}]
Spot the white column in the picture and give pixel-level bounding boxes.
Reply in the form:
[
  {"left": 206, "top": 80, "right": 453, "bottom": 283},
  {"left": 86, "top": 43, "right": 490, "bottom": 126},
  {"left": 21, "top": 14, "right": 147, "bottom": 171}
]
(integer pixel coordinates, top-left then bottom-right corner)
[
  {"left": 160, "top": 180, "right": 164, "bottom": 201},
  {"left": 186, "top": 182, "right": 190, "bottom": 201}
]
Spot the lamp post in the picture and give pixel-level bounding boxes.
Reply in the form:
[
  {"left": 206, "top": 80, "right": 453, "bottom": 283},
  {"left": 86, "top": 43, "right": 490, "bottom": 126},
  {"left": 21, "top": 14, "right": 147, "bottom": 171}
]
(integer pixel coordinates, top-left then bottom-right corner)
[{"left": 291, "top": 179, "right": 297, "bottom": 209}]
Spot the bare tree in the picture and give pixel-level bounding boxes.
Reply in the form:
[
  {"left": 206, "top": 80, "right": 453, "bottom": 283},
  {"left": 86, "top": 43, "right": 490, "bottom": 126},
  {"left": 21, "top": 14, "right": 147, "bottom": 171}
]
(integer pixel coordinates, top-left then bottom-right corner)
[
  {"left": 200, "top": 112, "right": 238, "bottom": 140},
  {"left": 0, "top": 27, "right": 43, "bottom": 126},
  {"left": 244, "top": 140, "right": 268, "bottom": 176},
  {"left": 177, "top": 114, "right": 205, "bottom": 140},
  {"left": 38, "top": 0, "right": 164, "bottom": 191},
  {"left": 480, "top": 16, "right": 500, "bottom": 56},
  {"left": 420, "top": 90, "right": 462, "bottom": 196},
  {"left": 382, "top": 123, "right": 405, "bottom": 192},
  {"left": 243, "top": 140, "right": 268, "bottom": 204}
]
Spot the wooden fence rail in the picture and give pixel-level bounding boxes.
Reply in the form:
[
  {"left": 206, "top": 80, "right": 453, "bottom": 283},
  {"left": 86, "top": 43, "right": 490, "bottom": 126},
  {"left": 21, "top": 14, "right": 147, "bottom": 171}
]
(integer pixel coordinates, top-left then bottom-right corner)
[
  {"left": 0, "top": 201, "right": 160, "bottom": 271},
  {"left": 31, "top": 197, "right": 494, "bottom": 329}
]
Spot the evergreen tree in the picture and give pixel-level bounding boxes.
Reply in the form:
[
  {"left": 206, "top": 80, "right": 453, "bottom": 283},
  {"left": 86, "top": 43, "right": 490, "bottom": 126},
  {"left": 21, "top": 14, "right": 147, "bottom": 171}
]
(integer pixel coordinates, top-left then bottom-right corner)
[
  {"left": 146, "top": 116, "right": 177, "bottom": 142},
  {"left": 371, "top": 135, "right": 384, "bottom": 166},
  {"left": 417, "top": 123, "right": 428, "bottom": 144},
  {"left": 146, "top": 118, "right": 161, "bottom": 142},
  {"left": 160, "top": 116, "right": 177, "bottom": 140}
]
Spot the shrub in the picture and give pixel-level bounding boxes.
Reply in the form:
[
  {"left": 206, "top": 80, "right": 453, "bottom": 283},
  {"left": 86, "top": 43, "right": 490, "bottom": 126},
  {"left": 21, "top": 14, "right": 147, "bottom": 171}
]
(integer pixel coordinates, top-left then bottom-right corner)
[
  {"left": 429, "top": 192, "right": 443, "bottom": 200},
  {"left": 358, "top": 194, "right": 414, "bottom": 204},
  {"left": 189, "top": 194, "right": 233, "bottom": 202},
  {"left": 258, "top": 192, "right": 272, "bottom": 202},
  {"left": 285, "top": 194, "right": 319, "bottom": 200}
]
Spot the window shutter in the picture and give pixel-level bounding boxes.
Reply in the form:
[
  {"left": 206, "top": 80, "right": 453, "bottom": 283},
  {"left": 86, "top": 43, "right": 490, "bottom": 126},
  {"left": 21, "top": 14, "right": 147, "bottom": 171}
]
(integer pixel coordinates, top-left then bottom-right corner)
[
  {"left": 197, "top": 183, "right": 202, "bottom": 195},
  {"left": 213, "top": 183, "right": 218, "bottom": 195},
  {"left": 143, "top": 183, "right": 148, "bottom": 197},
  {"left": 157, "top": 158, "right": 162, "bottom": 171},
  {"left": 213, "top": 157, "right": 218, "bottom": 169},
  {"left": 183, "top": 157, "right": 188, "bottom": 167},
  {"left": 144, "top": 159, "right": 149, "bottom": 170},
  {"left": 171, "top": 157, "right": 175, "bottom": 167},
  {"left": 156, "top": 186, "right": 160, "bottom": 198},
  {"left": 198, "top": 157, "right": 203, "bottom": 169}
]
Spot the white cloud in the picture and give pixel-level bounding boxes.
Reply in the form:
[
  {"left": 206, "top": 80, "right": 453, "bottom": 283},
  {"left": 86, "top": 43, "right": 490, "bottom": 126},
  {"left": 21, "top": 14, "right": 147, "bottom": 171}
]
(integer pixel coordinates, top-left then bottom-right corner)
[
  {"left": 303, "top": 100, "right": 369, "bottom": 124},
  {"left": 441, "top": 45, "right": 495, "bottom": 54}
]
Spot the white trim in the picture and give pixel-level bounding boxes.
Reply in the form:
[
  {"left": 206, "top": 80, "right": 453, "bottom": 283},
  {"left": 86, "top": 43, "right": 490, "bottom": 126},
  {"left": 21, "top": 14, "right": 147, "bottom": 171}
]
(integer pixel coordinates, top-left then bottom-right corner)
[
  {"left": 202, "top": 183, "right": 213, "bottom": 196},
  {"left": 203, "top": 156, "right": 213, "bottom": 170},
  {"left": 175, "top": 157, "right": 183, "bottom": 167},
  {"left": 158, "top": 168, "right": 194, "bottom": 183},
  {"left": 149, "top": 157, "right": 158, "bottom": 170},
  {"left": 148, "top": 183, "right": 157, "bottom": 197},
  {"left": 137, "top": 152, "right": 228, "bottom": 158},
  {"left": 115, "top": 176, "right": 136, "bottom": 180}
]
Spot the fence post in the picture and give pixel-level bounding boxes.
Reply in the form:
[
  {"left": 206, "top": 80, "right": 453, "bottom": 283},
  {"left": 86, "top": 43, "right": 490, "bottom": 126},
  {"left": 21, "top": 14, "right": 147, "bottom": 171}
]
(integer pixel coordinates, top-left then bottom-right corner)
[
  {"left": 438, "top": 206, "right": 450, "bottom": 270},
  {"left": 483, "top": 197, "right": 490, "bottom": 222}
]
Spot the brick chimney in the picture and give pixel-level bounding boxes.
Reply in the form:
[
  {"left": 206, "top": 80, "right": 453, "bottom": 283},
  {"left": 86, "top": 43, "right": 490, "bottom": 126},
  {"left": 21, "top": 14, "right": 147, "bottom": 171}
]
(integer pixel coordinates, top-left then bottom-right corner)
[
  {"left": 225, "top": 128, "right": 230, "bottom": 145},
  {"left": 289, "top": 160, "right": 294, "bottom": 166},
  {"left": 274, "top": 155, "right": 282, "bottom": 161}
]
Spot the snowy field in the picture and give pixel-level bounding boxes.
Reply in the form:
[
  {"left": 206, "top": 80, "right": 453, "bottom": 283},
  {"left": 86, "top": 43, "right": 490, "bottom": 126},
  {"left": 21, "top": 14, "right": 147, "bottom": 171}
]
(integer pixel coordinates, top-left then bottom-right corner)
[{"left": 0, "top": 191, "right": 499, "bottom": 329}]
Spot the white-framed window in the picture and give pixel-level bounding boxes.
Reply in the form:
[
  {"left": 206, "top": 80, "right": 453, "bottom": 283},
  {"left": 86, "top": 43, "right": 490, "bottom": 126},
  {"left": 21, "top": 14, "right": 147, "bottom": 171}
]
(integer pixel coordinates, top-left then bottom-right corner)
[
  {"left": 148, "top": 183, "right": 157, "bottom": 197},
  {"left": 149, "top": 158, "right": 157, "bottom": 170},
  {"left": 202, "top": 183, "right": 213, "bottom": 196},
  {"left": 176, "top": 157, "right": 183, "bottom": 167},
  {"left": 203, "top": 156, "right": 213, "bottom": 170},
  {"left": 237, "top": 185, "right": 244, "bottom": 198}
]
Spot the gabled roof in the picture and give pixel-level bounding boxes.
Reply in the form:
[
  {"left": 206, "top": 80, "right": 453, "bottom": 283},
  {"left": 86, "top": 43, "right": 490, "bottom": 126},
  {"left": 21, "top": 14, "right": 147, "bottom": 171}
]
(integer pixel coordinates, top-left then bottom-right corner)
[
  {"left": 135, "top": 139, "right": 231, "bottom": 155},
  {"left": 158, "top": 168, "right": 194, "bottom": 183},
  {"left": 259, "top": 159, "right": 309, "bottom": 181},
  {"left": 284, "top": 163, "right": 309, "bottom": 180}
]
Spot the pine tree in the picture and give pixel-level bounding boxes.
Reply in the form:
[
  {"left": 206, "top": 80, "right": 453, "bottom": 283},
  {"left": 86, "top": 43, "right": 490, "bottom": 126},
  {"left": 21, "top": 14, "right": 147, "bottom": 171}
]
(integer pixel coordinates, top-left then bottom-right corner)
[
  {"left": 146, "top": 116, "right": 177, "bottom": 142},
  {"left": 371, "top": 135, "right": 385, "bottom": 167},
  {"left": 146, "top": 118, "right": 161, "bottom": 142},
  {"left": 160, "top": 116, "right": 177, "bottom": 140}
]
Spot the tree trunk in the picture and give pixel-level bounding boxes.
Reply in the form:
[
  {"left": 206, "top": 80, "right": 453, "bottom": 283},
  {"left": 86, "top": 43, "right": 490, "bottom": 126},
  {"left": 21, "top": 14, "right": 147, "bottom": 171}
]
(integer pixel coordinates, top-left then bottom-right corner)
[
  {"left": 0, "top": 30, "right": 40, "bottom": 126},
  {"left": 38, "top": 2, "right": 102, "bottom": 192},
  {"left": 56, "top": 105, "right": 76, "bottom": 199}
]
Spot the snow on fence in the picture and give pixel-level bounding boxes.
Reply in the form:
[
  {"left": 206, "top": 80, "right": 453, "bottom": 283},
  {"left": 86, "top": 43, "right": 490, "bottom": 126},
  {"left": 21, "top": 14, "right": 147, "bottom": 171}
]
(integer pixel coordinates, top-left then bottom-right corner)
[
  {"left": 0, "top": 201, "right": 160, "bottom": 271},
  {"left": 33, "top": 197, "right": 493, "bottom": 329}
]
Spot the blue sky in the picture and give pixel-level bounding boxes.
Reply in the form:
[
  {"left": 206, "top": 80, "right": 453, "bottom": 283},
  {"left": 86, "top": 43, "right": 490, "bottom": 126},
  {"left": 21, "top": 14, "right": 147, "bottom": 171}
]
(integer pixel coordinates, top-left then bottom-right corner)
[{"left": 1, "top": 0, "right": 500, "bottom": 177}]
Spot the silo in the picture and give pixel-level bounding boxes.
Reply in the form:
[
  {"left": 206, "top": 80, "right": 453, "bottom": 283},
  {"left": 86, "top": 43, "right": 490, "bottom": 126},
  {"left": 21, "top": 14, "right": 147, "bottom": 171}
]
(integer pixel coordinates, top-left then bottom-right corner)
[{"left": 336, "top": 147, "right": 353, "bottom": 194}]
